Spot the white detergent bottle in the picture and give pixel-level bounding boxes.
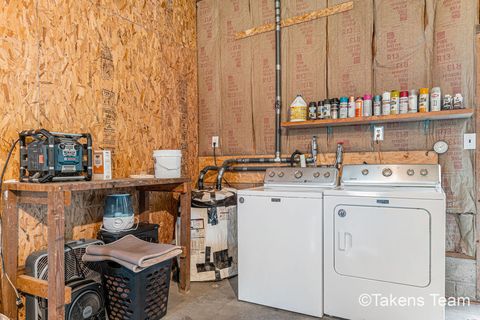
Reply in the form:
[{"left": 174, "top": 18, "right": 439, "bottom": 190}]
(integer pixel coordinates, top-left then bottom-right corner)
[{"left": 289, "top": 94, "right": 307, "bottom": 122}]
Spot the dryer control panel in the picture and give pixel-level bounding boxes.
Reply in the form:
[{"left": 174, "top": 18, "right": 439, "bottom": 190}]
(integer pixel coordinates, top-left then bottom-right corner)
[
  {"left": 264, "top": 167, "right": 338, "bottom": 187},
  {"left": 341, "top": 164, "right": 441, "bottom": 187}
]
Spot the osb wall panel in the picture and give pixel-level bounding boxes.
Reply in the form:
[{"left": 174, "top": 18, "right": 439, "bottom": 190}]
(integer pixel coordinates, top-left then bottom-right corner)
[{"left": 0, "top": 0, "right": 197, "bottom": 306}]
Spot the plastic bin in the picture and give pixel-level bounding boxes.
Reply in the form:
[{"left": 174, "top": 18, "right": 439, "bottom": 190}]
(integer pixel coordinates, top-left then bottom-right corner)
[
  {"left": 153, "top": 150, "right": 182, "bottom": 178},
  {"left": 101, "top": 259, "right": 173, "bottom": 320}
]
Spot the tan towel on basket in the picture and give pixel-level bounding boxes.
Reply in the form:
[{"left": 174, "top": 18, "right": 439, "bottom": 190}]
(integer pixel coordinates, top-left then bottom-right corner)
[{"left": 82, "top": 235, "right": 182, "bottom": 273}]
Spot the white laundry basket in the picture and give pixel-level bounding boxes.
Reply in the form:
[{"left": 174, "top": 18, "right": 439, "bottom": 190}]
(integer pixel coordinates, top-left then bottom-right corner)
[{"left": 153, "top": 150, "right": 182, "bottom": 178}]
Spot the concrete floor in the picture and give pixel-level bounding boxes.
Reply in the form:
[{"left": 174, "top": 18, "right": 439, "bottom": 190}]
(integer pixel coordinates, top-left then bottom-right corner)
[{"left": 165, "top": 277, "right": 480, "bottom": 320}]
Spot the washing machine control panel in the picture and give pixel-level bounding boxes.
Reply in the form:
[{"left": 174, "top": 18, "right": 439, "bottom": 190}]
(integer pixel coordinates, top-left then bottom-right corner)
[
  {"left": 341, "top": 164, "right": 441, "bottom": 187},
  {"left": 264, "top": 167, "right": 338, "bottom": 187}
]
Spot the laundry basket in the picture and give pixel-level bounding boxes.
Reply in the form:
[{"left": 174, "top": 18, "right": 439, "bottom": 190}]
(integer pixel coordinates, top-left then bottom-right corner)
[{"left": 101, "top": 258, "right": 173, "bottom": 320}]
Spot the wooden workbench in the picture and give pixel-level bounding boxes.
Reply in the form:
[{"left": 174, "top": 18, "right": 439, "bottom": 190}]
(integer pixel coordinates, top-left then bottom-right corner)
[{"left": 1, "top": 178, "right": 191, "bottom": 319}]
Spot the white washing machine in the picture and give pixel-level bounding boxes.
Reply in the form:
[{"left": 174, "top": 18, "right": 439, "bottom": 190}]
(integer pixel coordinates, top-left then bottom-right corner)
[
  {"left": 237, "top": 167, "right": 339, "bottom": 318},
  {"left": 324, "top": 164, "right": 446, "bottom": 320}
]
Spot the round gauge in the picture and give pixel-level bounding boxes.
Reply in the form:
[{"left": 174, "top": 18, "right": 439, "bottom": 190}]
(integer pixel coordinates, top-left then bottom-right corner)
[{"left": 433, "top": 141, "right": 449, "bottom": 154}]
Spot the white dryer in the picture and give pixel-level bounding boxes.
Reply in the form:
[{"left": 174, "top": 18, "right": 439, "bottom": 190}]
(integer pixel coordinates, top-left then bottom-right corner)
[
  {"left": 324, "top": 164, "right": 446, "bottom": 320},
  {"left": 237, "top": 167, "right": 338, "bottom": 318}
]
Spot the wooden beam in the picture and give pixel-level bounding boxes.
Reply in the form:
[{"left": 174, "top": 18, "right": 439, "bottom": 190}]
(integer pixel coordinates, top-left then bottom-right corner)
[
  {"left": 1, "top": 190, "right": 18, "bottom": 319},
  {"left": 16, "top": 275, "right": 72, "bottom": 304},
  {"left": 47, "top": 191, "right": 66, "bottom": 319},
  {"left": 475, "top": 32, "right": 480, "bottom": 301},
  {"left": 281, "top": 109, "right": 474, "bottom": 129},
  {"left": 446, "top": 252, "right": 476, "bottom": 260},
  {"left": 178, "top": 182, "right": 191, "bottom": 293},
  {"left": 235, "top": 1, "right": 353, "bottom": 40},
  {"left": 17, "top": 191, "right": 48, "bottom": 205},
  {"left": 138, "top": 189, "right": 150, "bottom": 222}
]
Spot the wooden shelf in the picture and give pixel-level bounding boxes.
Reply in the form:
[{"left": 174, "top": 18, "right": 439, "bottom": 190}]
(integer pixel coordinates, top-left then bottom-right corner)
[{"left": 281, "top": 109, "right": 474, "bottom": 129}]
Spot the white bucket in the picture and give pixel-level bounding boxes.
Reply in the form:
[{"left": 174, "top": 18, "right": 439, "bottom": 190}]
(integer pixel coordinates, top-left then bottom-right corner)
[{"left": 153, "top": 150, "right": 182, "bottom": 178}]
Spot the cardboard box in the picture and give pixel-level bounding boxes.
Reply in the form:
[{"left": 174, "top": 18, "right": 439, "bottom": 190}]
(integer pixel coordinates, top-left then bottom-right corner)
[{"left": 93, "top": 150, "right": 112, "bottom": 180}]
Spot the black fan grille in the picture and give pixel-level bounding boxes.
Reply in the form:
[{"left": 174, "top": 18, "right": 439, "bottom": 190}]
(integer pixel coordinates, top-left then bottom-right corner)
[
  {"left": 68, "top": 290, "right": 103, "bottom": 320},
  {"left": 30, "top": 240, "right": 103, "bottom": 320}
]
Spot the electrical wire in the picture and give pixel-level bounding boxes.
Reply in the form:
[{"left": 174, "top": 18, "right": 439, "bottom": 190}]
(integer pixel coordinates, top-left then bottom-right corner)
[
  {"left": 213, "top": 143, "right": 232, "bottom": 188},
  {"left": 0, "top": 138, "right": 23, "bottom": 306}
]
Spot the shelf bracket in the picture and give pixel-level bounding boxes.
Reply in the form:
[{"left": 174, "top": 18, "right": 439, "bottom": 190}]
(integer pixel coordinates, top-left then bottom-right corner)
[{"left": 423, "top": 120, "right": 431, "bottom": 134}]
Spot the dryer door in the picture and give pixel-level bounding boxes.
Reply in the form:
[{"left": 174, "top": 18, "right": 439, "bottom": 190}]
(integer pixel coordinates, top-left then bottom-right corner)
[{"left": 334, "top": 205, "right": 430, "bottom": 287}]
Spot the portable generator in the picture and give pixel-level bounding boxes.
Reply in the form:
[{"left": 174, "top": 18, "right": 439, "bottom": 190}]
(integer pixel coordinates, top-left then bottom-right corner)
[{"left": 19, "top": 129, "right": 93, "bottom": 183}]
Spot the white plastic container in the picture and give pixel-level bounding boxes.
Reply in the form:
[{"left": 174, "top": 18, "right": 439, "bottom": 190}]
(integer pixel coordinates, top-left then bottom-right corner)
[
  {"left": 153, "top": 150, "right": 182, "bottom": 178},
  {"left": 289, "top": 95, "right": 308, "bottom": 122}
]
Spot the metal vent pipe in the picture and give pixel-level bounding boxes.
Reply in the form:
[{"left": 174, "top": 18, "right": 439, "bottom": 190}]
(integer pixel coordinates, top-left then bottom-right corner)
[{"left": 274, "top": 0, "right": 282, "bottom": 161}]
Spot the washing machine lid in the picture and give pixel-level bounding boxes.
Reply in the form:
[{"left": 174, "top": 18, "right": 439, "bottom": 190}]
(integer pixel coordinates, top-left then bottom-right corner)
[
  {"left": 237, "top": 186, "right": 326, "bottom": 199},
  {"left": 324, "top": 185, "right": 445, "bottom": 200}
]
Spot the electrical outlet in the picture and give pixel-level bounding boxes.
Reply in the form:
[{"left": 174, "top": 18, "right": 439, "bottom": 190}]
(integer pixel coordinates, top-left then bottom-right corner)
[
  {"left": 212, "top": 136, "right": 220, "bottom": 148},
  {"left": 464, "top": 133, "right": 476, "bottom": 150},
  {"left": 373, "top": 126, "right": 384, "bottom": 141}
]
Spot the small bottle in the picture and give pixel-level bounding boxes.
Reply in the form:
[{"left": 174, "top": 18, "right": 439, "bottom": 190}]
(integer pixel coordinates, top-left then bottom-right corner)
[
  {"left": 324, "top": 99, "right": 332, "bottom": 119},
  {"left": 382, "top": 91, "right": 391, "bottom": 115},
  {"left": 390, "top": 90, "right": 400, "bottom": 115},
  {"left": 317, "top": 100, "right": 324, "bottom": 119},
  {"left": 373, "top": 95, "right": 382, "bottom": 116},
  {"left": 408, "top": 90, "right": 418, "bottom": 113},
  {"left": 399, "top": 91, "right": 409, "bottom": 114},
  {"left": 442, "top": 95, "right": 453, "bottom": 110},
  {"left": 430, "top": 87, "right": 442, "bottom": 112},
  {"left": 355, "top": 97, "right": 363, "bottom": 117},
  {"left": 331, "top": 98, "right": 339, "bottom": 120},
  {"left": 363, "top": 94, "right": 372, "bottom": 117},
  {"left": 339, "top": 97, "right": 349, "bottom": 119},
  {"left": 453, "top": 93, "right": 464, "bottom": 109},
  {"left": 348, "top": 96, "right": 356, "bottom": 118},
  {"left": 419, "top": 88, "right": 429, "bottom": 112},
  {"left": 308, "top": 102, "right": 317, "bottom": 120}
]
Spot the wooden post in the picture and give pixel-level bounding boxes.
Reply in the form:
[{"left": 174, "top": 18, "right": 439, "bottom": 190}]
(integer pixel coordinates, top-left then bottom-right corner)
[
  {"left": 178, "top": 182, "right": 191, "bottom": 293},
  {"left": 1, "top": 190, "right": 18, "bottom": 319},
  {"left": 476, "top": 32, "right": 480, "bottom": 301},
  {"left": 138, "top": 190, "right": 150, "bottom": 222},
  {"left": 47, "top": 191, "right": 65, "bottom": 319}
]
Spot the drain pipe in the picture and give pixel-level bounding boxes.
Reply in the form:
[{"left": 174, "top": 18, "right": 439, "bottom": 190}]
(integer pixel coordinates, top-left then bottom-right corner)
[
  {"left": 216, "top": 158, "right": 292, "bottom": 190},
  {"left": 274, "top": 0, "right": 282, "bottom": 162},
  {"left": 199, "top": 165, "right": 276, "bottom": 190}
]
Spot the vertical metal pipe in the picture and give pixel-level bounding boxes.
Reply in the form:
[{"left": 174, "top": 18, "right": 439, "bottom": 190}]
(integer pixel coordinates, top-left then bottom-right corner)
[{"left": 274, "top": 0, "right": 282, "bottom": 161}]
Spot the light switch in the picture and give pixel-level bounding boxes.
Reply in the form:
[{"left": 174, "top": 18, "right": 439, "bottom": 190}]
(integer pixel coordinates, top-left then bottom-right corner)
[{"left": 464, "top": 133, "right": 476, "bottom": 150}]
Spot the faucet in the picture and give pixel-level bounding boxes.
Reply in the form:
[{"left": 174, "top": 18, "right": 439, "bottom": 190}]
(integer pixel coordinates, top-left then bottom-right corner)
[
  {"left": 311, "top": 136, "right": 318, "bottom": 167},
  {"left": 334, "top": 143, "right": 344, "bottom": 169}
]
